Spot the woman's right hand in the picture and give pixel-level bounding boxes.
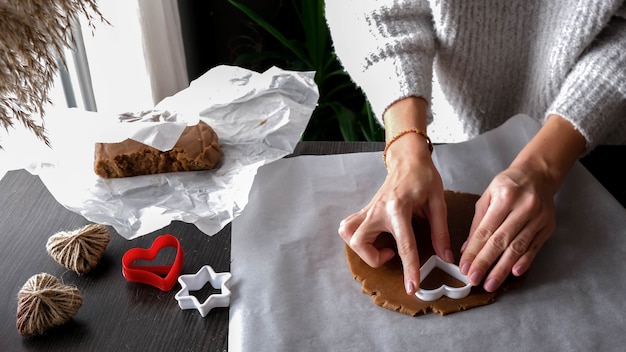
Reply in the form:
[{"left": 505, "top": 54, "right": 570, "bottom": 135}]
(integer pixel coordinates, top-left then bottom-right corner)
[{"left": 338, "top": 97, "right": 452, "bottom": 296}]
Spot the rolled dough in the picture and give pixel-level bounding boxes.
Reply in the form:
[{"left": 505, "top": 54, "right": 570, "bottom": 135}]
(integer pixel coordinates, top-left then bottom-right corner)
[{"left": 345, "top": 191, "right": 522, "bottom": 316}]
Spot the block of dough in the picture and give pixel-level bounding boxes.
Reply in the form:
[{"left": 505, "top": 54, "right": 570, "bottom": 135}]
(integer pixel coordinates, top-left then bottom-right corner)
[
  {"left": 94, "top": 121, "right": 221, "bottom": 178},
  {"left": 345, "top": 191, "right": 522, "bottom": 316}
]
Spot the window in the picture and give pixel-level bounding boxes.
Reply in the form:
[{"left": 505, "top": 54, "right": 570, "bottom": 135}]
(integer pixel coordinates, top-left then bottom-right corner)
[{"left": 51, "top": 0, "right": 187, "bottom": 115}]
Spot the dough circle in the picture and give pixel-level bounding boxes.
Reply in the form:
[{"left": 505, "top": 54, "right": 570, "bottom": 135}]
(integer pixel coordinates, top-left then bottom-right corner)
[{"left": 345, "top": 191, "right": 522, "bottom": 316}]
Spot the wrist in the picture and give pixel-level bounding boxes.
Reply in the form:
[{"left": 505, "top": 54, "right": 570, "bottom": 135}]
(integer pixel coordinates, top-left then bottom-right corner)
[
  {"left": 384, "top": 132, "right": 433, "bottom": 172},
  {"left": 383, "top": 128, "right": 433, "bottom": 168},
  {"left": 382, "top": 96, "right": 432, "bottom": 170},
  {"left": 509, "top": 156, "right": 557, "bottom": 195},
  {"left": 383, "top": 96, "right": 429, "bottom": 137},
  {"left": 511, "top": 114, "right": 586, "bottom": 194}
]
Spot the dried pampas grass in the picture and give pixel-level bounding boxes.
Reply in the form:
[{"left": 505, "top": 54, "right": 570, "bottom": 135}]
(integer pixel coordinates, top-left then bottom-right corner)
[{"left": 0, "top": 0, "right": 106, "bottom": 148}]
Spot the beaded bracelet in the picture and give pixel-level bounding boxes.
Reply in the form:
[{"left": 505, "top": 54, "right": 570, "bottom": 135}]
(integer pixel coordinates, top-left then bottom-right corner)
[{"left": 382, "top": 128, "right": 433, "bottom": 168}]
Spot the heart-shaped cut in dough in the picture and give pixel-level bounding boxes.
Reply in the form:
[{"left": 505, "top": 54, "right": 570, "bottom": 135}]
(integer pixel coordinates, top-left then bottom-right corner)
[
  {"left": 416, "top": 255, "right": 471, "bottom": 301},
  {"left": 122, "top": 234, "right": 184, "bottom": 291}
]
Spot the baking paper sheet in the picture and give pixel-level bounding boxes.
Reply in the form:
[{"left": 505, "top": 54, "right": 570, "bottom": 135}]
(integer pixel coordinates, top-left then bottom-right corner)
[
  {"left": 0, "top": 65, "right": 318, "bottom": 239},
  {"left": 230, "top": 114, "right": 626, "bottom": 351}
]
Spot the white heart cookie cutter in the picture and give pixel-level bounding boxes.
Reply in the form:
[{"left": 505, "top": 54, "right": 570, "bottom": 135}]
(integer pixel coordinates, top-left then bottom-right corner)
[
  {"left": 415, "top": 255, "right": 471, "bottom": 301},
  {"left": 174, "top": 265, "right": 232, "bottom": 317}
]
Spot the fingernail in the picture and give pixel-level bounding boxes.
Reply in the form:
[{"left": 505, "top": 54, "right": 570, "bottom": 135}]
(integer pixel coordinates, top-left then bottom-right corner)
[
  {"left": 460, "top": 240, "right": 468, "bottom": 252},
  {"left": 444, "top": 249, "right": 454, "bottom": 263},
  {"left": 469, "top": 271, "right": 483, "bottom": 286},
  {"left": 484, "top": 278, "right": 499, "bottom": 292},
  {"left": 512, "top": 264, "right": 526, "bottom": 276},
  {"left": 460, "top": 262, "right": 470, "bottom": 275},
  {"left": 405, "top": 280, "right": 415, "bottom": 295}
]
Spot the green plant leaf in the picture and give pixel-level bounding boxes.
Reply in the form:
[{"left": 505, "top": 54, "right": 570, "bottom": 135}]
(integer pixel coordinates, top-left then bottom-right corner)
[
  {"left": 299, "top": 0, "right": 328, "bottom": 70},
  {"left": 228, "top": 0, "right": 312, "bottom": 68},
  {"left": 329, "top": 102, "right": 361, "bottom": 141},
  {"left": 362, "top": 102, "right": 384, "bottom": 141}
]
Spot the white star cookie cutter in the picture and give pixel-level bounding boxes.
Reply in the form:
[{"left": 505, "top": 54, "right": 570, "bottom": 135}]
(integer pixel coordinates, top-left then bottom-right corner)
[
  {"left": 415, "top": 255, "right": 471, "bottom": 301},
  {"left": 174, "top": 265, "right": 232, "bottom": 317}
]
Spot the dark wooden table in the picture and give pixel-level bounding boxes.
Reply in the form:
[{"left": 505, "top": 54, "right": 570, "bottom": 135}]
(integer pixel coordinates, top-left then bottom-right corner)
[{"left": 0, "top": 142, "right": 623, "bottom": 351}]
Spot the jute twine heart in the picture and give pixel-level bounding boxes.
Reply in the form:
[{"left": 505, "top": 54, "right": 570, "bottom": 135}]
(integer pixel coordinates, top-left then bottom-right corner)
[
  {"left": 46, "top": 224, "right": 110, "bottom": 274},
  {"left": 16, "top": 273, "right": 82, "bottom": 336}
]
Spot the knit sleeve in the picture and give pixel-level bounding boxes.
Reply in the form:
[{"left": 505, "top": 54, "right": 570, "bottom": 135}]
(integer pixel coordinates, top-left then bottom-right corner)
[
  {"left": 547, "top": 9, "right": 626, "bottom": 151},
  {"left": 325, "top": 0, "right": 436, "bottom": 125}
]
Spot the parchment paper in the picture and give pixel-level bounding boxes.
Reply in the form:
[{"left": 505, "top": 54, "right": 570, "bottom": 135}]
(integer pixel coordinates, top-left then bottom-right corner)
[
  {"left": 0, "top": 65, "right": 318, "bottom": 239},
  {"left": 230, "top": 114, "right": 626, "bottom": 352}
]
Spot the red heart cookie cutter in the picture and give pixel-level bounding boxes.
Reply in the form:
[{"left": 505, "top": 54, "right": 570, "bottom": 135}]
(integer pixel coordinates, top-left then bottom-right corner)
[{"left": 122, "top": 234, "right": 184, "bottom": 291}]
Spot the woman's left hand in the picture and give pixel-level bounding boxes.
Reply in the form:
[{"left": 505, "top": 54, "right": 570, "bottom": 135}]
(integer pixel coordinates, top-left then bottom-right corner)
[
  {"left": 459, "top": 165, "right": 556, "bottom": 292},
  {"left": 459, "top": 114, "right": 587, "bottom": 293}
]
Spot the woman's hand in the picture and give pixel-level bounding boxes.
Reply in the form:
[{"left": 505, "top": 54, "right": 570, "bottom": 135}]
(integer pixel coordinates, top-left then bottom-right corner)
[
  {"left": 338, "top": 97, "right": 452, "bottom": 296},
  {"left": 459, "top": 114, "right": 586, "bottom": 292},
  {"left": 338, "top": 150, "right": 452, "bottom": 295},
  {"left": 459, "top": 166, "right": 556, "bottom": 292}
]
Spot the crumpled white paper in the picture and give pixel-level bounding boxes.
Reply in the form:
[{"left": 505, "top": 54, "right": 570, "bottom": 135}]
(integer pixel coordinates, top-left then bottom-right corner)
[{"left": 0, "top": 65, "right": 318, "bottom": 239}]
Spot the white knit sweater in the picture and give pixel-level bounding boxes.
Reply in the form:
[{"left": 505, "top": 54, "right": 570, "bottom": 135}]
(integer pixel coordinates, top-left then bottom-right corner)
[{"left": 325, "top": 0, "right": 626, "bottom": 150}]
